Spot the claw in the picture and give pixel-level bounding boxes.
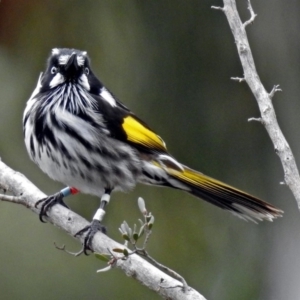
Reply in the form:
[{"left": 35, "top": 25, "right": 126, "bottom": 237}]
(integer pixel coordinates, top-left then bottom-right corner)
[
  {"left": 74, "top": 220, "right": 107, "bottom": 255},
  {"left": 35, "top": 192, "right": 68, "bottom": 222}
]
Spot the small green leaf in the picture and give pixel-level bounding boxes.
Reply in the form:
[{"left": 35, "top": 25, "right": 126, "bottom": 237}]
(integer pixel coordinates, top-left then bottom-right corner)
[
  {"left": 113, "top": 248, "right": 125, "bottom": 253},
  {"left": 122, "top": 234, "right": 130, "bottom": 241},
  {"left": 133, "top": 233, "right": 139, "bottom": 241},
  {"left": 94, "top": 253, "right": 110, "bottom": 262},
  {"left": 123, "top": 249, "right": 129, "bottom": 256}
]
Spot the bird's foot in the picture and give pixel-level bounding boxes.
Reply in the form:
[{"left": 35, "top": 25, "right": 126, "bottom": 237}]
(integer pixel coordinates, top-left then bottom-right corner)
[
  {"left": 35, "top": 192, "right": 68, "bottom": 222},
  {"left": 74, "top": 220, "right": 107, "bottom": 255}
]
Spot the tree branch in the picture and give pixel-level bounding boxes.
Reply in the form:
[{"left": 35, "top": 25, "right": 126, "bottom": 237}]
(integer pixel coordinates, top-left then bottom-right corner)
[
  {"left": 0, "top": 159, "right": 206, "bottom": 300},
  {"left": 242, "top": 0, "right": 257, "bottom": 28},
  {"left": 212, "top": 0, "right": 300, "bottom": 208}
]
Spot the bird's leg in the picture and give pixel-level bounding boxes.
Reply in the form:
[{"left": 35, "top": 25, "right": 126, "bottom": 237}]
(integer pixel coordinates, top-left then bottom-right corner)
[
  {"left": 75, "top": 189, "right": 111, "bottom": 255},
  {"left": 35, "top": 187, "right": 79, "bottom": 222}
]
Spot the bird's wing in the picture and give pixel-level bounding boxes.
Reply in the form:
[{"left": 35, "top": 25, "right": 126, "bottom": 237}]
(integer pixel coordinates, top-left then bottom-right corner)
[{"left": 93, "top": 92, "right": 168, "bottom": 153}]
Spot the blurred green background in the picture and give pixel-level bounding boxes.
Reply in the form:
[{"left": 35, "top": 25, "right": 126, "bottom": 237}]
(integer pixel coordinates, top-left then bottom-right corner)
[{"left": 0, "top": 1, "right": 299, "bottom": 299}]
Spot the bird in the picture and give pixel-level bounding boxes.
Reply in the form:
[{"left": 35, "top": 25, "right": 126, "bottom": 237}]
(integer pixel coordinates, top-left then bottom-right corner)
[{"left": 23, "top": 48, "right": 283, "bottom": 254}]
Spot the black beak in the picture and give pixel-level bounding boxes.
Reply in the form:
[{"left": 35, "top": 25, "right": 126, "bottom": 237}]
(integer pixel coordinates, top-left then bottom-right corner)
[{"left": 64, "top": 53, "right": 78, "bottom": 75}]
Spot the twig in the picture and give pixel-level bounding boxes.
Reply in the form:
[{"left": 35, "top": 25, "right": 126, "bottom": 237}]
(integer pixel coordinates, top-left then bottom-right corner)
[
  {"left": 137, "top": 248, "right": 189, "bottom": 292},
  {"left": 54, "top": 242, "right": 85, "bottom": 257},
  {"left": 136, "top": 229, "right": 188, "bottom": 292},
  {"left": 269, "top": 85, "right": 282, "bottom": 99},
  {"left": 243, "top": 0, "right": 257, "bottom": 28},
  {"left": 248, "top": 117, "right": 263, "bottom": 123},
  {"left": 231, "top": 76, "right": 245, "bottom": 82},
  {"left": 0, "top": 194, "right": 29, "bottom": 207},
  {"left": 211, "top": 6, "right": 225, "bottom": 12}
]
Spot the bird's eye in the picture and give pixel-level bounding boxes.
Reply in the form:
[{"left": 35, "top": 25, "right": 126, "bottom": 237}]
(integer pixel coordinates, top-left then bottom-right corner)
[
  {"left": 84, "top": 67, "right": 89, "bottom": 75},
  {"left": 51, "top": 67, "right": 57, "bottom": 75}
]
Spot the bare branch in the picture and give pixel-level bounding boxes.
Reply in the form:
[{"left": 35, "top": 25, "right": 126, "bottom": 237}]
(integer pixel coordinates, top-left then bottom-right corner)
[
  {"left": 231, "top": 76, "right": 245, "bottom": 82},
  {"left": 138, "top": 249, "right": 189, "bottom": 292},
  {"left": 0, "top": 160, "right": 206, "bottom": 300},
  {"left": 269, "top": 85, "right": 282, "bottom": 99},
  {"left": 219, "top": 0, "right": 300, "bottom": 208},
  {"left": 243, "top": 0, "right": 257, "bottom": 28},
  {"left": 0, "top": 194, "right": 29, "bottom": 207},
  {"left": 248, "top": 117, "right": 263, "bottom": 123},
  {"left": 54, "top": 242, "right": 85, "bottom": 257},
  {"left": 211, "top": 6, "right": 225, "bottom": 12}
]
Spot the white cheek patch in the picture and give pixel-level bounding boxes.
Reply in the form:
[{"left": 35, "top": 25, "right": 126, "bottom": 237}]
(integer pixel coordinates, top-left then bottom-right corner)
[
  {"left": 100, "top": 87, "right": 117, "bottom": 107},
  {"left": 49, "top": 73, "right": 65, "bottom": 88},
  {"left": 79, "top": 74, "right": 90, "bottom": 90},
  {"left": 59, "top": 55, "right": 70, "bottom": 65}
]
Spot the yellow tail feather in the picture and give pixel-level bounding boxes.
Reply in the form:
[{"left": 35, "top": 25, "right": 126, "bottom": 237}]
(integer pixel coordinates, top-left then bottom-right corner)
[{"left": 167, "top": 166, "right": 283, "bottom": 222}]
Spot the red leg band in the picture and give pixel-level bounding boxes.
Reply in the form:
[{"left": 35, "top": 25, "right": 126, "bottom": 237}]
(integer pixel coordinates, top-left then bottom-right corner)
[{"left": 70, "top": 187, "right": 79, "bottom": 195}]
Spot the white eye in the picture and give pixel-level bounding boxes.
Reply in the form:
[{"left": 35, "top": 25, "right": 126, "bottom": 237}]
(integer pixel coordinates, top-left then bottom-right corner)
[
  {"left": 51, "top": 66, "right": 57, "bottom": 74},
  {"left": 84, "top": 67, "right": 89, "bottom": 75}
]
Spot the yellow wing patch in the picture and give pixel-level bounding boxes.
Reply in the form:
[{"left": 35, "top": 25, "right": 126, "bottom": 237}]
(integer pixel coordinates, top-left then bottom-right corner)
[{"left": 122, "top": 116, "right": 167, "bottom": 151}]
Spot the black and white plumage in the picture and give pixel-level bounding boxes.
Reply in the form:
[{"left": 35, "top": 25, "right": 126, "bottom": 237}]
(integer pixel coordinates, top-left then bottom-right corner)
[
  {"left": 24, "top": 49, "right": 140, "bottom": 195},
  {"left": 23, "top": 48, "right": 282, "bottom": 252}
]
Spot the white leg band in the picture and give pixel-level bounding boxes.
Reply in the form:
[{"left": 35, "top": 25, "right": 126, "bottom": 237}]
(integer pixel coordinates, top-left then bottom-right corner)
[
  {"left": 93, "top": 208, "right": 106, "bottom": 221},
  {"left": 101, "top": 193, "right": 111, "bottom": 203}
]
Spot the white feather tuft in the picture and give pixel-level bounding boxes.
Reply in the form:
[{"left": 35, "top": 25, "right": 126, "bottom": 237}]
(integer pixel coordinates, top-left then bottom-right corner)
[
  {"left": 100, "top": 87, "right": 117, "bottom": 107},
  {"left": 77, "top": 55, "right": 85, "bottom": 67},
  {"left": 158, "top": 154, "right": 182, "bottom": 170},
  {"left": 59, "top": 55, "right": 70, "bottom": 65},
  {"left": 52, "top": 48, "right": 60, "bottom": 55}
]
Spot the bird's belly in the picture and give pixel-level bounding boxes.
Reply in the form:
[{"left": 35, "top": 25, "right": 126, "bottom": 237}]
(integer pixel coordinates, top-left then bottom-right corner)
[{"left": 26, "top": 133, "right": 142, "bottom": 196}]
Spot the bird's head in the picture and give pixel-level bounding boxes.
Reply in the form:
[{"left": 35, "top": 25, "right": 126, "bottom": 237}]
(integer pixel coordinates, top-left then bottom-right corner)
[{"left": 39, "top": 48, "right": 101, "bottom": 93}]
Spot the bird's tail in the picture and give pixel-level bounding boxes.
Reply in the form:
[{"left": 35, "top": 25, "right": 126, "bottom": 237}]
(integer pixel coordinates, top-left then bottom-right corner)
[{"left": 166, "top": 165, "right": 283, "bottom": 222}]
